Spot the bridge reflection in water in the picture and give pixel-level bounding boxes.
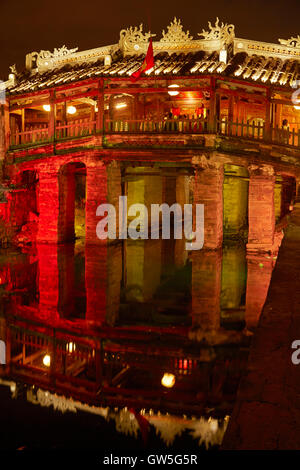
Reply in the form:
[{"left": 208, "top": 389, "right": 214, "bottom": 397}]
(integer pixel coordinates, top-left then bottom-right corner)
[{"left": 0, "top": 239, "right": 276, "bottom": 449}]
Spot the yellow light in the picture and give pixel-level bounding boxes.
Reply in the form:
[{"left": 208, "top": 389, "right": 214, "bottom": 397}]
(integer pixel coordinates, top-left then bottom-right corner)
[
  {"left": 115, "top": 103, "right": 127, "bottom": 109},
  {"left": 209, "top": 418, "right": 218, "bottom": 432},
  {"left": 168, "top": 84, "right": 180, "bottom": 96},
  {"left": 161, "top": 372, "right": 175, "bottom": 388},
  {"left": 66, "top": 342, "right": 76, "bottom": 353},
  {"left": 67, "top": 105, "right": 77, "bottom": 115},
  {"left": 43, "top": 104, "right": 51, "bottom": 112},
  {"left": 294, "top": 105, "right": 300, "bottom": 110},
  {"left": 43, "top": 354, "right": 51, "bottom": 367}
]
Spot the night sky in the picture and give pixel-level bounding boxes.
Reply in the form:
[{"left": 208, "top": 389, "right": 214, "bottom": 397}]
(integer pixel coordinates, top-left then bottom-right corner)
[{"left": 0, "top": 0, "right": 299, "bottom": 80}]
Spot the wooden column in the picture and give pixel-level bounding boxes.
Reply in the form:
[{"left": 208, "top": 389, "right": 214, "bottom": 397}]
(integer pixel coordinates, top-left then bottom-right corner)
[
  {"left": 274, "top": 103, "right": 283, "bottom": 127},
  {"left": 49, "top": 90, "right": 56, "bottom": 141},
  {"left": 21, "top": 109, "right": 25, "bottom": 133},
  {"left": 228, "top": 95, "right": 234, "bottom": 122},
  {"left": 62, "top": 101, "right": 67, "bottom": 125},
  {"left": 208, "top": 77, "right": 217, "bottom": 132},
  {"left": 0, "top": 101, "right": 9, "bottom": 165},
  {"left": 96, "top": 79, "right": 104, "bottom": 133},
  {"left": 264, "top": 89, "right": 272, "bottom": 140},
  {"left": 91, "top": 104, "right": 95, "bottom": 131}
]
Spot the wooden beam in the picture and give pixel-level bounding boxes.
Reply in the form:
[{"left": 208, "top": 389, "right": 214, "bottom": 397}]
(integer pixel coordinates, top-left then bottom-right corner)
[
  {"left": 96, "top": 79, "right": 104, "bottom": 132},
  {"left": 217, "top": 87, "right": 267, "bottom": 102},
  {"left": 271, "top": 98, "right": 295, "bottom": 106}
]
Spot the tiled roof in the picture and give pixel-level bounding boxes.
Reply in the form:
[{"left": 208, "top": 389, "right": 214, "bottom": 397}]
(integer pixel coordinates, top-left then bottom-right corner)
[{"left": 8, "top": 50, "right": 300, "bottom": 96}]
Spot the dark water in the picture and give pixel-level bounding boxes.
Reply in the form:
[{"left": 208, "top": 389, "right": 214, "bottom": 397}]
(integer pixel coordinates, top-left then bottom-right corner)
[{"left": 0, "top": 239, "right": 276, "bottom": 450}]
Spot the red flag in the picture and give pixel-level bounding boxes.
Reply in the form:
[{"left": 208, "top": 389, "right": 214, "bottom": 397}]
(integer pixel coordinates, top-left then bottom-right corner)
[
  {"left": 129, "top": 408, "right": 150, "bottom": 445},
  {"left": 130, "top": 39, "right": 154, "bottom": 82}
]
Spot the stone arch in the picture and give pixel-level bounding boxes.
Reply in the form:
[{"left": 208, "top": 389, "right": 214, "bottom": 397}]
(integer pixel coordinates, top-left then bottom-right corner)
[
  {"left": 274, "top": 174, "right": 297, "bottom": 221},
  {"left": 15, "top": 169, "right": 39, "bottom": 216}
]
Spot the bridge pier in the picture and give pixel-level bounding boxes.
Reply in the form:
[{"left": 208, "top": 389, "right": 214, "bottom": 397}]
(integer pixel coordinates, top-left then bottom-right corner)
[
  {"left": 193, "top": 161, "right": 224, "bottom": 249},
  {"left": 36, "top": 168, "right": 60, "bottom": 244},
  {"left": 85, "top": 161, "right": 108, "bottom": 244},
  {"left": 245, "top": 254, "right": 274, "bottom": 330},
  {"left": 85, "top": 244, "right": 108, "bottom": 324},
  {"left": 36, "top": 243, "right": 60, "bottom": 320},
  {"left": 247, "top": 164, "right": 276, "bottom": 253},
  {"left": 191, "top": 249, "right": 222, "bottom": 330}
]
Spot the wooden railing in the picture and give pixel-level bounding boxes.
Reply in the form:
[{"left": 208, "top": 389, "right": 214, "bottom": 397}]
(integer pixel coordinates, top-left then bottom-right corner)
[
  {"left": 56, "top": 118, "right": 96, "bottom": 140},
  {"left": 218, "top": 118, "right": 300, "bottom": 147},
  {"left": 9, "top": 119, "right": 96, "bottom": 148},
  {"left": 104, "top": 118, "right": 208, "bottom": 134},
  {"left": 10, "top": 124, "right": 49, "bottom": 146},
  {"left": 8, "top": 116, "right": 300, "bottom": 150}
]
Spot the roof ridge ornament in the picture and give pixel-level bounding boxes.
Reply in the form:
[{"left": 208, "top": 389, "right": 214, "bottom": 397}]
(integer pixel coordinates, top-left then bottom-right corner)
[
  {"left": 160, "top": 17, "right": 193, "bottom": 43},
  {"left": 9, "top": 64, "right": 17, "bottom": 75},
  {"left": 31, "top": 45, "right": 79, "bottom": 70},
  {"left": 119, "top": 24, "right": 156, "bottom": 55},
  {"left": 278, "top": 35, "right": 300, "bottom": 48},
  {"left": 198, "top": 17, "right": 235, "bottom": 42}
]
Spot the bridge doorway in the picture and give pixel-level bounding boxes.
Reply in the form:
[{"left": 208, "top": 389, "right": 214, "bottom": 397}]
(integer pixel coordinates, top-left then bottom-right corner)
[
  {"left": 223, "top": 164, "right": 249, "bottom": 240},
  {"left": 58, "top": 162, "right": 86, "bottom": 243}
]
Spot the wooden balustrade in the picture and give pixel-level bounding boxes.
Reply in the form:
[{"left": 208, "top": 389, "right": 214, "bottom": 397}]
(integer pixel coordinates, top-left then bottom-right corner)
[
  {"left": 10, "top": 124, "right": 49, "bottom": 146},
  {"left": 218, "top": 118, "right": 300, "bottom": 147},
  {"left": 8, "top": 116, "right": 300, "bottom": 149},
  {"left": 56, "top": 118, "right": 96, "bottom": 140},
  {"left": 9, "top": 119, "right": 96, "bottom": 148},
  {"left": 104, "top": 118, "right": 208, "bottom": 134}
]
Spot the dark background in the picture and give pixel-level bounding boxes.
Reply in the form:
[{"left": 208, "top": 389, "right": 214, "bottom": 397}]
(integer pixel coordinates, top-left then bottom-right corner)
[{"left": 0, "top": 0, "right": 299, "bottom": 80}]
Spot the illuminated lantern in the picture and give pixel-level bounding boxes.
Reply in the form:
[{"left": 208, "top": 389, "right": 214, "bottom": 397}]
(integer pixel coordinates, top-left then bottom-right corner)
[
  {"left": 168, "top": 84, "right": 180, "bottom": 96},
  {"left": 67, "top": 105, "right": 77, "bottom": 115},
  {"left": 66, "top": 342, "right": 76, "bottom": 353},
  {"left": 43, "top": 354, "right": 51, "bottom": 367},
  {"left": 43, "top": 104, "right": 51, "bottom": 112},
  {"left": 161, "top": 373, "right": 176, "bottom": 388}
]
